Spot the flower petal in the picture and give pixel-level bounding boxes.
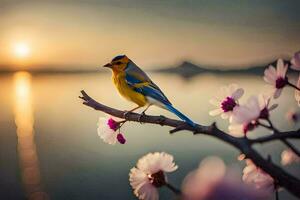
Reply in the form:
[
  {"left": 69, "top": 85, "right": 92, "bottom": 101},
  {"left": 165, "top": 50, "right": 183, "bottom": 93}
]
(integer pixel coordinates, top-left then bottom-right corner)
[
  {"left": 265, "top": 65, "right": 277, "bottom": 77},
  {"left": 282, "top": 64, "right": 288, "bottom": 77},
  {"left": 209, "top": 108, "right": 223, "bottom": 116},
  {"left": 221, "top": 112, "right": 230, "bottom": 119},
  {"left": 136, "top": 152, "right": 178, "bottom": 175},
  {"left": 281, "top": 149, "right": 300, "bottom": 166},
  {"left": 276, "top": 59, "right": 284, "bottom": 77},
  {"left": 209, "top": 98, "right": 220, "bottom": 106},
  {"left": 274, "top": 89, "right": 282, "bottom": 99},
  {"left": 264, "top": 66, "right": 277, "bottom": 85},
  {"left": 228, "top": 124, "right": 244, "bottom": 137},
  {"left": 291, "top": 51, "right": 300, "bottom": 70},
  {"left": 242, "top": 160, "right": 274, "bottom": 191},
  {"left": 97, "top": 117, "right": 118, "bottom": 145},
  {"left": 231, "top": 88, "right": 244, "bottom": 100},
  {"left": 268, "top": 104, "right": 278, "bottom": 111}
]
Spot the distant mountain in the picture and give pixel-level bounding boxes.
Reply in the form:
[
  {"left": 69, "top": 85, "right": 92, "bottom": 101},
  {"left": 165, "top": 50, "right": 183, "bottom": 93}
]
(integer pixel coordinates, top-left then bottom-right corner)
[{"left": 153, "top": 60, "right": 295, "bottom": 79}]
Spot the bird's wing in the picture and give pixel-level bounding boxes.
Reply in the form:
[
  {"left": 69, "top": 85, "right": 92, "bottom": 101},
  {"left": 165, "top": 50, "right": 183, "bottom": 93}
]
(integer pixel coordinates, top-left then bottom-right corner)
[
  {"left": 125, "top": 61, "right": 171, "bottom": 105},
  {"left": 125, "top": 61, "right": 148, "bottom": 80}
]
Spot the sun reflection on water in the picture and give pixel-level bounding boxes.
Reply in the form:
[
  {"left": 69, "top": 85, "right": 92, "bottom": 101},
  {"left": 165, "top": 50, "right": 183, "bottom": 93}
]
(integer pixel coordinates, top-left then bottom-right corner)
[{"left": 14, "top": 72, "right": 49, "bottom": 200}]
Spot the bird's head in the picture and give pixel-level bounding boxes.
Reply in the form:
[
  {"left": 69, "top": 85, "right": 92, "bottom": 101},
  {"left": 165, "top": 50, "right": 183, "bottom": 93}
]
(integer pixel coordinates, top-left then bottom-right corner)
[{"left": 103, "top": 55, "right": 130, "bottom": 72}]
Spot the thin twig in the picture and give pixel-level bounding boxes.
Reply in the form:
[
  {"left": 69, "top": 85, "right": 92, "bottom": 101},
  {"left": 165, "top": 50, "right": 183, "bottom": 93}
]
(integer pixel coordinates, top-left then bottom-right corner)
[
  {"left": 268, "top": 155, "right": 279, "bottom": 200},
  {"left": 275, "top": 187, "right": 279, "bottom": 200},
  {"left": 117, "top": 120, "right": 127, "bottom": 131},
  {"left": 287, "top": 81, "right": 300, "bottom": 91},
  {"left": 249, "top": 130, "right": 300, "bottom": 143},
  {"left": 265, "top": 119, "right": 300, "bottom": 157},
  {"left": 266, "top": 119, "right": 279, "bottom": 133},
  {"left": 165, "top": 183, "right": 181, "bottom": 195},
  {"left": 257, "top": 121, "right": 272, "bottom": 130},
  {"left": 281, "top": 140, "right": 300, "bottom": 157}
]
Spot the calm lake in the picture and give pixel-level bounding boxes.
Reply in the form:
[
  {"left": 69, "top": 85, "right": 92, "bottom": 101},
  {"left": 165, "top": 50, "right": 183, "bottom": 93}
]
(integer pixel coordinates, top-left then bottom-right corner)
[{"left": 0, "top": 72, "right": 299, "bottom": 200}]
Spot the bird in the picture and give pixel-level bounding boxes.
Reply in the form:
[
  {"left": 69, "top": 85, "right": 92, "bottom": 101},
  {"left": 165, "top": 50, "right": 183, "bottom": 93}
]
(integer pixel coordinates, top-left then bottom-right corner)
[{"left": 103, "top": 55, "right": 195, "bottom": 127}]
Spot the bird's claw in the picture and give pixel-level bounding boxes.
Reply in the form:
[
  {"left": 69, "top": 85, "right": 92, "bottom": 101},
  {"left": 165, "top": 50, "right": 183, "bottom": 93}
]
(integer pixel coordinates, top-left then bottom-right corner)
[
  {"left": 138, "top": 112, "right": 146, "bottom": 123},
  {"left": 123, "top": 111, "right": 131, "bottom": 119}
]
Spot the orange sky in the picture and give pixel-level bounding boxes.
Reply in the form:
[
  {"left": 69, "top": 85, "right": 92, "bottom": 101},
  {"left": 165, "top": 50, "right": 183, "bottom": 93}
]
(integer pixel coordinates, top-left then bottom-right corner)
[{"left": 0, "top": 0, "right": 299, "bottom": 70}]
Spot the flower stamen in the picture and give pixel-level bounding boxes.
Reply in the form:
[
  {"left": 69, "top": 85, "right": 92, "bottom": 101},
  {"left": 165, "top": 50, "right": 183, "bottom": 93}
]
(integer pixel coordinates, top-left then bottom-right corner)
[
  {"left": 275, "top": 77, "right": 287, "bottom": 89},
  {"left": 107, "top": 118, "right": 119, "bottom": 131},
  {"left": 221, "top": 97, "right": 237, "bottom": 112},
  {"left": 148, "top": 171, "right": 166, "bottom": 188}
]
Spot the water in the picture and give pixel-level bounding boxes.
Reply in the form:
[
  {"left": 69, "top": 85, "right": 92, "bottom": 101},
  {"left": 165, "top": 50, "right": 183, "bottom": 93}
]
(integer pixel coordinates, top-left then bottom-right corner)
[{"left": 0, "top": 72, "right": 299, "bottom": 200}]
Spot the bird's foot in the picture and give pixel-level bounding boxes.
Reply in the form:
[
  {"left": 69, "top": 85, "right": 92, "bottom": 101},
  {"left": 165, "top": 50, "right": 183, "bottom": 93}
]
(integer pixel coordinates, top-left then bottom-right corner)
[
  {"left": 123, "top": 111, "right": 132, "bottom": 119},
  {"left": 138, "top": 112, "right": 146, "bottom": 123}
]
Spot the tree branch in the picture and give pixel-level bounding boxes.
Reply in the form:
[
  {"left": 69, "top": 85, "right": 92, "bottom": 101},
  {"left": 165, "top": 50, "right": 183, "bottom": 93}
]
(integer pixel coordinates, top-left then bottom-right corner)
[
  {"left": 249, "top": 130, "right": 300, "bottom": 144},
  {"left": 282, "top": 139, "right": 300, "bottom": 157},
  {"left": 79, "top": 90, "right": 300, "bottom": 198},
  {"left": 254, "top": 120, "right": 300, "bottom": 157}
]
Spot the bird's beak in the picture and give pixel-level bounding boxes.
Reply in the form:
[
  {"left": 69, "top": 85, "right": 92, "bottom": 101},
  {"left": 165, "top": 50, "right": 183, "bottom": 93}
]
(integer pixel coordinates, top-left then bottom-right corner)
[{"left": 103, "top": 63, "right": 112, "bottom": 68}]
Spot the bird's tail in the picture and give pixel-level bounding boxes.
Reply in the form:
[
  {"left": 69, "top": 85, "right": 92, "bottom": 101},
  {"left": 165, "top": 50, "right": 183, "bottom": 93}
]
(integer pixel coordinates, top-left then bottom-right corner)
[{"left": 165, "top": 104, "right": 196, "bottom": 127}]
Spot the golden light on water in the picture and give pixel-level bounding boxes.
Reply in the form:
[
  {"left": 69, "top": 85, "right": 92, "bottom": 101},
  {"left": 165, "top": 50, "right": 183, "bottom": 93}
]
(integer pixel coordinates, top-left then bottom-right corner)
[{"left": 14, "top": 72, "right": 49, "bottom": 200}]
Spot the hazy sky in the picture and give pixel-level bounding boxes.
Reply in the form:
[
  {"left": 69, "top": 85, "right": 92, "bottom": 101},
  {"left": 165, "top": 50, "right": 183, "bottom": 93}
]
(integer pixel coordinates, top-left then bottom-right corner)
[{"left": 0, "top": 0, "right": 300, "bottom": 70}]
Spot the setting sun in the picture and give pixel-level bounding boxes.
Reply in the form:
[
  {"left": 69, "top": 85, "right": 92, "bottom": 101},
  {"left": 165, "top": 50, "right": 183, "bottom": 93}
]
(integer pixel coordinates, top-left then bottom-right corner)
[{"left": 13, "top": 43, "right": 31, "bottom": 58}]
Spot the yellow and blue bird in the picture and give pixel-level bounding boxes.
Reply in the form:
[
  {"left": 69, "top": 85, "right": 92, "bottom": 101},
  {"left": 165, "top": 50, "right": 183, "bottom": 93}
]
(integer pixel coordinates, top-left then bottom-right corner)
[{"left": 103, "top": 55, "right": 195, "bottom": 127}]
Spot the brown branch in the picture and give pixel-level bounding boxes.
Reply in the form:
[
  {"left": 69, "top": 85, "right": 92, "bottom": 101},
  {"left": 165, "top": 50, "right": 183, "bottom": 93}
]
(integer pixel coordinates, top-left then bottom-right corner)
[
  {"left": 287, "top": 81, "right": 300, "bottom": 91},
  {"left": 254, "top": 120, "right": 300, "bottom": 157},
  {"left": 249, "top": 130, "right": 300, "bottom": 144},
  {"left": 267, "top": 119, "right": 300, "bottom": 157},
  {"left": 282, "top": 139, "right": 300, "bottom": 157},
  {"left": 79, "top": 90, "right": 300, "bottom": 198}
]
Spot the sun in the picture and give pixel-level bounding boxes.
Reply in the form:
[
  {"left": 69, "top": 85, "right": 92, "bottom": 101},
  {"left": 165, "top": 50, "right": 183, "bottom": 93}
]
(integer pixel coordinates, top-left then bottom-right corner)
[{"left": 13, "top": 42, "right": 31, "bottom": 58}]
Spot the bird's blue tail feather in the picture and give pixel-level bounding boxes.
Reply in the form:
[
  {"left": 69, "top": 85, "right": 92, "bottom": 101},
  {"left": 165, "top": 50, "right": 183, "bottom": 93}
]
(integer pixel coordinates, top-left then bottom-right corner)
[{"left": 165, "top": 104, "right": 195, "bottom": 127}]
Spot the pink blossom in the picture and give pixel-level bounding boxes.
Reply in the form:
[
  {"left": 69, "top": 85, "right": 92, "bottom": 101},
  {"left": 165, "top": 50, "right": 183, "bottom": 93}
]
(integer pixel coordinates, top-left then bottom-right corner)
[
  {"left": 286, "top": 109, "right": 300, "bottom": 123},
  {"left": 295, "top": 75, "right": 300, "bottom": 106},
  {"left": 229, "top": 96, "right": 261, "bottom": 137},
  {"left": 117, "top": 133, "right": 126, "bottom": 144},
  {"left": 107, "top": 117, "right": 119, "bottom": 131},
  {"left": 291, "top": 51, "right": 300, "bottom": 70},
  {"left": 281, "top": 149, "right": 300, "bottom": 165},
  {"left": 229, "top": 95, "right": 277, "bottom": 137},
  {"left": 182, "top": 156, "right": 270, "bottom": 200},
  {"left": 258, "top": 94, "right": 278, "bottom": 119},
  {"left": 129, "top": 152, "right": 178, "bottom": 200},
  {"left": 97, "top": 116, "right": 124, "bottom": 145},
  {"left": 242, "top": 159, "right": 274, "bottom": 193},
  {"left": 209, "top": 84, "right": 244, "bottom": 122},
  {"left": 263, "top": 59, "right": 288, "bottom": 98},
  {"left": 182, "top": 156, "right": 226, "bottom": 200}
]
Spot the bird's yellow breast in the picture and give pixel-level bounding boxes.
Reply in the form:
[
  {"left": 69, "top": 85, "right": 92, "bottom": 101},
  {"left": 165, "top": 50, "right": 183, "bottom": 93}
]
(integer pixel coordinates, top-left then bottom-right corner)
[{"left": 112, "top": 72, "right": 147, "bottom": 107}]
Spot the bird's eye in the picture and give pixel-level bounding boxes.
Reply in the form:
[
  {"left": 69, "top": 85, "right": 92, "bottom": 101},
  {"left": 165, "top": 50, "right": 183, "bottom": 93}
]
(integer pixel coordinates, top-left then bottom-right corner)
[{"left": 115, "top": 61, "right": 122, "bottom": 65}]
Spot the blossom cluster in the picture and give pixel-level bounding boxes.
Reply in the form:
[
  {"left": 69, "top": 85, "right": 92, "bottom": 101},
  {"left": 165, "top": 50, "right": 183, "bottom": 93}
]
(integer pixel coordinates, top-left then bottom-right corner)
[
  {"left": 210, "top": 53, "right": 300, "bottom": 137},
  {"left": 97, "top": 116, "right": 126, "bottom": 145},
  {"left": 128, "top": 152, "right": 300, "bottom": 200}
]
